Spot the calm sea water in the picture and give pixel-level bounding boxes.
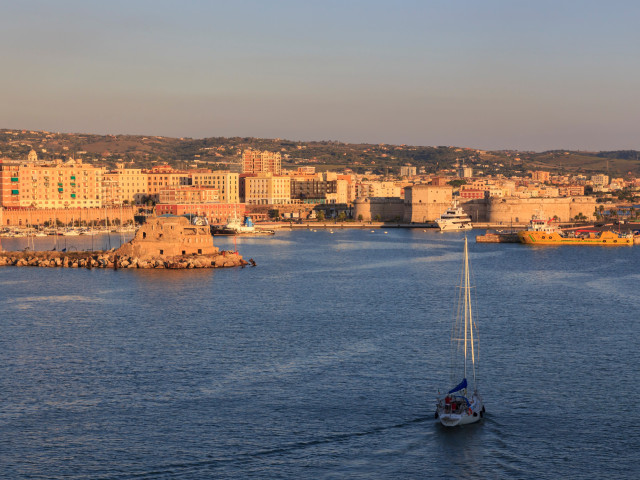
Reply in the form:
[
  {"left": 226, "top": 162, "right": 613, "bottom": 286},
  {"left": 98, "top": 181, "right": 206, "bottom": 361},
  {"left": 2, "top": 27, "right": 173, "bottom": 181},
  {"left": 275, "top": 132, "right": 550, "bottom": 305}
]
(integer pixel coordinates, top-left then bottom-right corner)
[{"left": 1, "top": 229, "right": 639, "bottom": 479}]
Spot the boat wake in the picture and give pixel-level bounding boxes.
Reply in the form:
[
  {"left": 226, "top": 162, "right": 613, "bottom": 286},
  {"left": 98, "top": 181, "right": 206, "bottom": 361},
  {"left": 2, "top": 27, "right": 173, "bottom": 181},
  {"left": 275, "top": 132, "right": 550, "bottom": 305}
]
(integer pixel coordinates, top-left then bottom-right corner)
[{"left": 100, "top": 416, "right": 434, "bottom": 479}]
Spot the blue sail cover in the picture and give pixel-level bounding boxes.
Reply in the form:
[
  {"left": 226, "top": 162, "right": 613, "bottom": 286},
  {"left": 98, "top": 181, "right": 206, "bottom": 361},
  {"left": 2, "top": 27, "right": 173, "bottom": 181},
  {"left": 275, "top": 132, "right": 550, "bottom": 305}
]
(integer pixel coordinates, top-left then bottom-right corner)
[{"left": 448, "top": 378, "right": 467, "bottom": 394}]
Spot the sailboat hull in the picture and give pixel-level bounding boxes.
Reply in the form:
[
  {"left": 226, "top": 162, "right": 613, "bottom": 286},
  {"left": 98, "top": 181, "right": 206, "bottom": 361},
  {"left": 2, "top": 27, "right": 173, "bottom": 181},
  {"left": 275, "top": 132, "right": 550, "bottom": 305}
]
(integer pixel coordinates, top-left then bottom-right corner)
[
  {"left": 436, "top": 394, "right": 484, "bottom": 427},
  {"left": 438, "top": 410, "right": 482, "bottom": 426}
]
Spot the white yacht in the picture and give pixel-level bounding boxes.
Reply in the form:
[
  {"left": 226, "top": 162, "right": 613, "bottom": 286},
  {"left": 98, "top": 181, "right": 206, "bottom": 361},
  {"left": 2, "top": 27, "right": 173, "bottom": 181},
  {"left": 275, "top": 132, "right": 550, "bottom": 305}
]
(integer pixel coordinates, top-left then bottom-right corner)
[{"left": 436, "top": 200, "right": 472, "bottom": 231}]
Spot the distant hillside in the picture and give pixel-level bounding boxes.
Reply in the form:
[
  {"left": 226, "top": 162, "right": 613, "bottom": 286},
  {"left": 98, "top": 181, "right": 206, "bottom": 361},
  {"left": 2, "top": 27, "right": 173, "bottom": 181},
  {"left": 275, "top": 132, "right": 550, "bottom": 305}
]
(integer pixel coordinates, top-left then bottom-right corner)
[{"left": 1, "top": 129, "right": 638, "bottom": 176}]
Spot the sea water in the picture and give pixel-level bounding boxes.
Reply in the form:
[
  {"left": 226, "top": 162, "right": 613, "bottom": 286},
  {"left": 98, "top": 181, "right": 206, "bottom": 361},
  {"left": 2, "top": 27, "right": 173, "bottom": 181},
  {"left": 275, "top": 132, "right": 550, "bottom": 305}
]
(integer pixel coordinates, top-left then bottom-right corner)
[{"left": 1, "top": 229, "right": 638, "bottom": 479}]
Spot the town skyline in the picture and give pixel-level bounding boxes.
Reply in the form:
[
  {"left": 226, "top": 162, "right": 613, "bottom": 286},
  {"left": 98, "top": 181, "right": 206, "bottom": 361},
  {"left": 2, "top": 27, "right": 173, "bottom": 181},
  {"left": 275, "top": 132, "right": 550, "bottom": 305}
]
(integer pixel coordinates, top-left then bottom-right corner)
[{"left": 2, "top": 1, "right": 639, "bottom": 151}]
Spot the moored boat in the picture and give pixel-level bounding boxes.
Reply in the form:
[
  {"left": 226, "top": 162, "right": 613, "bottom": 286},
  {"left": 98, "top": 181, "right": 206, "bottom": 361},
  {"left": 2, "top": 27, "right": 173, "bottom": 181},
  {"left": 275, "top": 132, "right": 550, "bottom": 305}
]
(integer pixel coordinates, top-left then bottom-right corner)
[
  {"left": 518, "top": 229, "right": 633, "bottom": 246},
  {"left": 211, "top": 215, "right": 275, "bottom": 236},
  {"left": 436, "top": 200, "right": 473, "bottom": 232}
]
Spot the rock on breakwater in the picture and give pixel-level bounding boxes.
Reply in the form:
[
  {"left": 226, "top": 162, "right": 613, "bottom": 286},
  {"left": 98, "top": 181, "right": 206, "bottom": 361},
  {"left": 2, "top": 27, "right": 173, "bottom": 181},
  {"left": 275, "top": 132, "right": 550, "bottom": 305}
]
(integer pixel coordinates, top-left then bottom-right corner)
[{"left": 0, "top": 250, "right": 248, "bottom": 269}]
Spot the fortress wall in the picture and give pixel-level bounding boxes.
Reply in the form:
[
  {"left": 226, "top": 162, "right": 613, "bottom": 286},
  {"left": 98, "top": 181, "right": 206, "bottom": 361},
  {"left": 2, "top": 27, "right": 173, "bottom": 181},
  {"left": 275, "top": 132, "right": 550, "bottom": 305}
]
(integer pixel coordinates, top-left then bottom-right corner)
[
  {"left": 460, "top": 200, "right": 488, "bottom": 223},
  {"left": 404, "top": 185, "right": 453, "bottom": 222},
  {"left": 0, "top": 206, "right": 135, "bottom": 227},
  {"left": 486, "top": 197, "right": 598, "bottom": 223},
  {"left": 354, "top": 197, "right": 404, "bottom": 222}
]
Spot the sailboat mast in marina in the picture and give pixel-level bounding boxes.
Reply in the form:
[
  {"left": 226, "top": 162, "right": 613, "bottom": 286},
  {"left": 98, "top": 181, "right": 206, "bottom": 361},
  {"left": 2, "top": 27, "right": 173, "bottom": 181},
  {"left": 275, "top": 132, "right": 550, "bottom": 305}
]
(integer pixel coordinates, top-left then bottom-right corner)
[{"left": 435, "top": 236, "right": 485, "bottom": 427}]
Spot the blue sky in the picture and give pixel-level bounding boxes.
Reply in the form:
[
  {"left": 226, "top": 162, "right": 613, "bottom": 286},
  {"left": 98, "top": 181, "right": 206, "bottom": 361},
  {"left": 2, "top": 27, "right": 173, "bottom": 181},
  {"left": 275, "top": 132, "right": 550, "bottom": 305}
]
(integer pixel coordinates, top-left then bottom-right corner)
[{"left": 1, "top": 0, "right": 639, "bottom": 150}]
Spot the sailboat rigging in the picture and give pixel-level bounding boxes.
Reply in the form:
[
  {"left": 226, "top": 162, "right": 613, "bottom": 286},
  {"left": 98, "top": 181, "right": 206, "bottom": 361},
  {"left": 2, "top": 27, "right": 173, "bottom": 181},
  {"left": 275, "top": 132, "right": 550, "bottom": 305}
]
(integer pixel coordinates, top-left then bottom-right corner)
[{"left": 435, "top": 236, "right": 485, "bottom": 426}]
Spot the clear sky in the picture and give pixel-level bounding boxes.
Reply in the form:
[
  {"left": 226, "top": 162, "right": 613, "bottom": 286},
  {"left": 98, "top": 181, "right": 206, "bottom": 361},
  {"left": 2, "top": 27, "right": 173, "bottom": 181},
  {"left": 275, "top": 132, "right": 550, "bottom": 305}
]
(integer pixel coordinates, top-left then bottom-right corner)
[{"left": 2, "top": 0, "right": 639, "bottom": 151}]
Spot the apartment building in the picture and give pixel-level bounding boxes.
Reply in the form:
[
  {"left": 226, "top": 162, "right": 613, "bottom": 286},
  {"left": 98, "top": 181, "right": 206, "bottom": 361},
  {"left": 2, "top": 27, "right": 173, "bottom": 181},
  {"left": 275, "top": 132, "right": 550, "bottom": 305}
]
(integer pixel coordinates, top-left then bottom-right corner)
[
  {"left": 189, "top": 171, "right": 239, "bottom": 203},
  {"left": 244, "top": 173, "right": 291, "bottom": 205},
  {"left": 103, "top": 164, "right": 148, "bottom": 204},
  {"left": 355, "top": 181, "right": 401, "bottom": 199},
  {"left": 146, "top": 165, "right": 189, "bottom": 201},
  {"left": 242, "top": 149, "right": 282, "bottom": 175},
  {"left": 0, "top": 157, "right": 105, "bottom": 208}
]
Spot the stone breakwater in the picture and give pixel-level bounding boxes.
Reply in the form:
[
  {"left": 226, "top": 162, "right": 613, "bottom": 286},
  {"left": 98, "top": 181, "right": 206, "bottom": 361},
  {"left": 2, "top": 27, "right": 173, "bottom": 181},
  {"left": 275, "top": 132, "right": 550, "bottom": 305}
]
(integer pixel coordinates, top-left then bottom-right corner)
[{"left": 0, "top": 250, "right": 249, "bottom": 269}]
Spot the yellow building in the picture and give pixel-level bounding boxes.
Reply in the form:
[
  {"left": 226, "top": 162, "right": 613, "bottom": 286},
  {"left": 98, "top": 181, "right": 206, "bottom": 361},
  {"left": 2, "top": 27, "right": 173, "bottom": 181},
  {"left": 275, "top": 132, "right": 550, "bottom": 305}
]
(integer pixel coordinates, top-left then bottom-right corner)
[
  {"left": 146, "top": 165, "right": 189, "bottom": 201},
  {"left": 355, "top": 181, "right": 402, "bottom": 198},
  {"left": 1, "top": 158, "right": 105, "bottom": 208},
  {"left": 244, "top": 174, "right": 291, "bottom": 205},
  {"left": 103, "top": 163, "right": 148, "bottom": 204},
  {"left": 190, "top": 171, "right": 239, "bottom": 203}
]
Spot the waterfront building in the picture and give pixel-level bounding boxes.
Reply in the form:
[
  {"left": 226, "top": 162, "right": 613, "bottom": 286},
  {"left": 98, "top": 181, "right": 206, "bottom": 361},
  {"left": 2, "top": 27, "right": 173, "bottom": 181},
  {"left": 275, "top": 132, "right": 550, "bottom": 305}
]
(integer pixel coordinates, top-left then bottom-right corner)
[
  {"left": 287, "top": 172, "right": 348, "bottom": 204},
  {"left": 103, "top": 163, "right": 148, "bottom": 205},
  {"left": 146, "top": 165, "right": 189, "bottom": 201},
  {"left": 189, "top": 171, "right": 239, "bottom": 203},
  {"left": 0, "top": 160, "right": 21, "bottom": 207},
  {"left": 290, "top": 177, "right": 335, "bottom": 203},
  {"left": 242, "top": 149, "right": 282, "bottom": 175},
  {"left": 243, "top": 173, "right": 291, "bottom": 205},
  {"left": 0, "top": 157, "right": 105, "bottom": 209}
]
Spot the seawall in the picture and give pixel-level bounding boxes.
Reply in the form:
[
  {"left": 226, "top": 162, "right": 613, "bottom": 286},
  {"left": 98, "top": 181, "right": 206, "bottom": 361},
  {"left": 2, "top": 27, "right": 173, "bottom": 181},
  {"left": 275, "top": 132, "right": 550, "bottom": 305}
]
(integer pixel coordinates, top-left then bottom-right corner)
[{"left": 0, "top": 250, "right": 248, "bottom": 269}]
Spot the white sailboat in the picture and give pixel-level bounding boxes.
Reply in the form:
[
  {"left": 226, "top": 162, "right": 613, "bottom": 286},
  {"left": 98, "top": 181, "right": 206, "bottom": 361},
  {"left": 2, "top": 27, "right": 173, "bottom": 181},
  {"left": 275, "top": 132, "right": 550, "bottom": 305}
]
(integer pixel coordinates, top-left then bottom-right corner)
[{"left": 435, "top": 237, "right": 485, "bottom": 426}]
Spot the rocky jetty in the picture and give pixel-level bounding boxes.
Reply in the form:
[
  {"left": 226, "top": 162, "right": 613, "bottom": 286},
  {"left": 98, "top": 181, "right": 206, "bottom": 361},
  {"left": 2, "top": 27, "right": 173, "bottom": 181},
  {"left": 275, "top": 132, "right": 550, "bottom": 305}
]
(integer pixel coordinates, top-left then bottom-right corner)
[
  {"left": 0, "top": 250, "right": 248, "bottom": 269},
  {"left": 0, "top": 215, "right": 254, "bottom": 269}
]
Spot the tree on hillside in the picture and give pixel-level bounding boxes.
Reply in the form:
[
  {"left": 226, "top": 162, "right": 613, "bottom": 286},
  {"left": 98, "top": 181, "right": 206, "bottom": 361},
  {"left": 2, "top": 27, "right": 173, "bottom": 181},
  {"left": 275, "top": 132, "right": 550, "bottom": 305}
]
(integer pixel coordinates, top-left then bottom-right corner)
[{"left": 448, "top": 179, "right": 467, "bottom": 188}]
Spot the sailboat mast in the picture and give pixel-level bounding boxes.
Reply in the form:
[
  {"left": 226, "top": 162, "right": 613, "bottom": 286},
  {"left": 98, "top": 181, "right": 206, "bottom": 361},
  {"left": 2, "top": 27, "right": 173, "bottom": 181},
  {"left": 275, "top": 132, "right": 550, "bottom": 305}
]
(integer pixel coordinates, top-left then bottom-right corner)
[
  {"left": 463, "top": 237, "right": 468, "bottom": 381},
  {"left": 466, "top": 236, "right": 476, "bottom": 387}
]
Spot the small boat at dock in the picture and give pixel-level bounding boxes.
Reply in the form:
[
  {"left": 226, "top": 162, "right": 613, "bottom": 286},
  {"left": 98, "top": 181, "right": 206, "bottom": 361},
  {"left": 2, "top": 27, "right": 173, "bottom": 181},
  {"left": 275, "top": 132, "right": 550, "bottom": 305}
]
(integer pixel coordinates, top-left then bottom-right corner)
[
  {"left": 211, "top": 215, "right": 275, "bottom": 236},
  {"left": 436, "top": 200, "right": 473, "bottom": 232}
]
